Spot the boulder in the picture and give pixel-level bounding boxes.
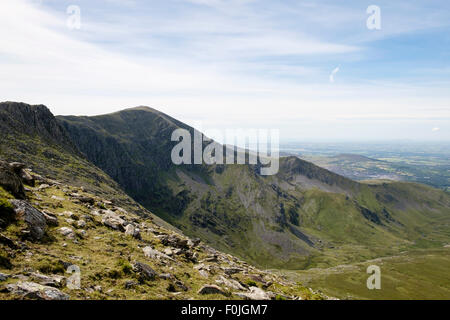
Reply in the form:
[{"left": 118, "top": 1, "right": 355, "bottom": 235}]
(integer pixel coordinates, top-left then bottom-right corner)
[
  {"left": 42, "top": 211, "right": 58, "bottom": 226},
  {"left": 234, "top": 286, "right": 271, "bottom": 300},
  {"left": 157, "top": 234, "right": 189, "bottom": 249},
  {"left": 59, "top": 227, "right": 75, "bottom": 239},
  {"left": 142, "top": 246, "right": 174, "bottom": 262},
  {"left": 0, "top": 161, "right": 25, "bottom": 199},
  {"left": 124, "top": 280, "right": 138, "bottom": 289},
  {"left": 6, "top": 281, "right": 69, "bottom": 300},
  {"left": 19, "top": 169, "right": 35, "bottom": 187},
  {"left": 10, "top": 200, "right": 47, "bottom": 241},
  {"left": 132, "top": 262, "right": 157, "bottom": 282},
  {"left": 159, "top": 273, "right": 174, "bottom": 280},
  {"left": 197, "top": 284, "right": 227, "bottom": 296},
  {"left": 124, "top": 224, "right": 141, "bottom": 239},
  {"left": 8, "top": 162, "right": 26, "bottom": 172},
  {"left": 70, "top": 194, "right": 95, "bottom": 205},
  {"left": 198, "top": 270, "right": 209, "bottom": 278},
  {"left": 224, "top": 267, "right": 243, "bottom": 276},
  {"left": 29, "top": 272, "right": 66, "bottom": 288},
  {"left": 0, "top": 272, "right": 10, "bottom": 282},
  {"left": 101, "top": 210, "right": 126, "bottom": 231},
  {"left": 216, "top": 275, "right": 246, "bottom": 291},
  {"left": 174, "top": 280, "right": 188, "bottom": 292},
  {"left": 76, "top": 220, "right": 86, "bottom": 228}
]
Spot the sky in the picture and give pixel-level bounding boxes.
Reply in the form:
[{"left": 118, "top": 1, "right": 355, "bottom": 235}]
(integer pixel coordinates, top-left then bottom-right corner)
[{"left": 0, "top": 0, "right": 449, "bottom": 142}]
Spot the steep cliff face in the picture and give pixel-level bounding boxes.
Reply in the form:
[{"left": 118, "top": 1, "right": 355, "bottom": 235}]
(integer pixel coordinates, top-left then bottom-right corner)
[
  {"left": 0, "top": 102, "right": 77, "bottom": 153},
  {"left": 57, "top": 107, "right": 202, "bottom": 212},
  {"left": 0, "top": 102, "right": 148, "bottom": 216}
]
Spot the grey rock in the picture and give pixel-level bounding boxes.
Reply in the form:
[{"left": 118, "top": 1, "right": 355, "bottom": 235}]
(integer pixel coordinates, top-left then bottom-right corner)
[
  {"left": 29, "top": 272, "right": 66, "bottom": 288},
  {"left": 234, "top": 286, "right": 271, "bottom": 300},
  {"left": 20, "top": 169, "right": 35, "bottom": 187},
  {"left": 6, "top": 281, "right": 69, "bottom": 300},
  {"left": 124, "top": 224, "right": 141, "bottom": 239},
  {"left": 159, "top": 273, "right": 174, "bottom": 280},
  {"left": 142, "top": 246, "right": 174, "bottom": 262},
  {"left": 10, "top": 200, "right": 47, "bottom": 241},
  {"left": 157, "top": 234, "right": 189, "bottom": 249},
  {"left": 224, "top": 267, "right": 243, "bottom": 276},
  {"left": 216, "top": 275, "right": 246, "bottom": 291},
  {"left": 198, "top": 270, "right": 209, "bottom": 278},
  {"left": 101, "top": 210, "right": 126, "bottom": 231},
  {"left": 124, "top": 280, "right": 138, "bottom": 289},
  {"left": 8, "top": 162, "right": 26, "bottom": 171},
  {"left": 133, "top": 262, "right": 157, "bottom": 281},
  {"left": 174, "top": 280, "right": 188, "bottom": 292},
  {"left": 197, "top": 284, "right": 227, "bottom": 296},
  {"left": 59, "top": 227, "right": 75, "bottom": 239},
  {"left": 42, "top": 211, "right": 58, "bottom": 226},
  {"left": 0, "top": 273, "right": 10, "bottom": 282},
  {"left": 76, "top": 220, "right": 86, "bottom": 228}
]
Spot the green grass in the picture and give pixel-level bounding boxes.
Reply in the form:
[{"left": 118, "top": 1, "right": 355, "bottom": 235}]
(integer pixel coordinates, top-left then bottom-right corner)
[{"left": 286, "top": 248, "right": 450, "bottom": 299}]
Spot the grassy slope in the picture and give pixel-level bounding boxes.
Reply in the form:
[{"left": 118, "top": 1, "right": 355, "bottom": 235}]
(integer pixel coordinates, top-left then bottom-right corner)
[
  {"left": 0, "top": 184, "right": 323, "bottom": 300},
  {"left": 282, "top": 248, "right": 450, "bottom": 300}
]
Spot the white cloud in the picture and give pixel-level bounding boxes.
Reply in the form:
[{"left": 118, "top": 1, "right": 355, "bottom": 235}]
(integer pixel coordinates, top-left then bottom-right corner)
[{"left": 0, "top": 0, "right": 449, "bottom": 141}]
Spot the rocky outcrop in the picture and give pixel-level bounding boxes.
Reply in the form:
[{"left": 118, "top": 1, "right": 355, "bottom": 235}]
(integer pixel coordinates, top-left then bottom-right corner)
[
  {"left": 5, "top": 281, "right": 69, "bottom": 300},
  {"left": 101, "top": 210, "right": 126, "bottom": 231},
  {"left": 0, "top": 102, "right": 79, "bottom": 154},
  {"left": 29, "top": 272, "right": 66, "bottom": 288},
  {"left": 197, "top": 284, "right": 227, "bottom": 296},
  {"left": 125, "top": 224, "right": 141, "bottom": 239},
  {"left": 234, "top": 287, "right": 272, "bottom": 300},
  {"left": 133, "top": 262, "right": 157, "bottom": 282},
  {"left": 142, "top": 246, "right": 174, "bottom": 262},
  {"left": 10, "top": 200, "right": 47, "bottom": 241},
  {"left": 58, "top": 227, "right": 75, "bottom": 239}
]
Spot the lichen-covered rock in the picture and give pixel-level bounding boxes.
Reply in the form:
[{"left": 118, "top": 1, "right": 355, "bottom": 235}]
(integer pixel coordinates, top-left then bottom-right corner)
[
  {"left": 6, "top": 281, "right": 70, "bottom": 300},
  {"left": 19, "top": 169, "right": 35, "bottom": 187},
  {"left": 157, "top": 234, "right": 189, "bottom": 249},
  {"left": 132, "top": 262, "right": 157, "bottom": 282},
  {"left": 234, "top": 287, "right": 271, "bottom": 300},
  {"left": 0, "top": 272, "right": 10, "bottom": 282},
  {"left": 215, "top": 276, "right": 246, "bottom": 291},
  {"left": 142, "top": 246, "right": 174, "bottom": 262},
  {"left": 29, "top": 272, "right": 66, "bottom": 288},
  {"left": 197, "top": 284, "right": 227, "bottom": 296},
  {"left": 59, "top": 227, "right": 75, "bottom": 239},
  {"left": 42, "top": 211, "right": 59, "bottom": 226},
  {"left": 10, "top": 200, "right": 47, "bottom": 241},
  {"left": 101, "top": 210, "right": 126, "bottom": 231},
  {"left": 124, "top": 224, "right": 141, "bottom": 239}
]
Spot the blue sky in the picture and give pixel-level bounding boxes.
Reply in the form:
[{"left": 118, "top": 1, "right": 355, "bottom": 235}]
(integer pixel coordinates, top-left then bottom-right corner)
[{"left": 0, "top": 0, "right": 449, "bottom": 141}]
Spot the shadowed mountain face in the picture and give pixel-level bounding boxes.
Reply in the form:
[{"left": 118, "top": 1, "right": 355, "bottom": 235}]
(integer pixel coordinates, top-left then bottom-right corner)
[{"left": 2, "top": 102, "right": 450, "bottom": 270}]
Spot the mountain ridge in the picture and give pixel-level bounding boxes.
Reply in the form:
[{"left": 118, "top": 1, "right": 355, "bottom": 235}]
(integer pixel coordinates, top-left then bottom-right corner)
[{"left": 2, "top": 102, "right": 450, "bottom": 272}]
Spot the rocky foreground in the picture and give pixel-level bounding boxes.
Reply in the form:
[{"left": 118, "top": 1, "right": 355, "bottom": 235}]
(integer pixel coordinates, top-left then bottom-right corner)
[{"left": 0, "top": 160, "right": 327, "bottom": 300}]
